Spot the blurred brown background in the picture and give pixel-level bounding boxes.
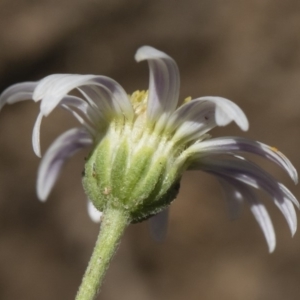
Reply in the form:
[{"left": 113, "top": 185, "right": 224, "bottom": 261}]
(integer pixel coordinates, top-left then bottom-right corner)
[{"left": 1, "top": 0, "right": 300, "bottom": 299}]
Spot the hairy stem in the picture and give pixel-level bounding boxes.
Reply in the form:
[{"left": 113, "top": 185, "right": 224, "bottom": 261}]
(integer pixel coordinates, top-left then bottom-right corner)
[{"left": 75, "top": 207, "right": 129, "bottom": 300}]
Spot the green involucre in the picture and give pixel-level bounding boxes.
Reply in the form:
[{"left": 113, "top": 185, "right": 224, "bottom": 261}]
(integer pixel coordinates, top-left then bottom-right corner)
[{"left": 82, "top": 122, "right": 187, "bottom": 223}]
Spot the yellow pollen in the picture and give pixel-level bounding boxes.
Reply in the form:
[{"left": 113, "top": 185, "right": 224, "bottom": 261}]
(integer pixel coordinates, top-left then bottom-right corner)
[
  {"left": 130, "top": 90, "right": 148, "bottom": 115},
  {"left": 270, "top": 146, "right": 279, "bottom": 152},
  {"left": 129, "top": 92, "right": 193, "bottom": 115},
  {"left": 183, "top": 96, "right": 192, "bottom": 104}
]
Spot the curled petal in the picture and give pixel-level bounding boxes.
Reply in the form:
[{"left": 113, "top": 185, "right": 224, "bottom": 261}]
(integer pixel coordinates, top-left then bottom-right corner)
[
  {"left": 218, "top": 177, "right": 276, "bottom": 252},
  {"left": 77, "top": 86, "right": 116, "bottom": 122},
  {"left": 274, "top": 197, "right": 297, "bottom": 236},
  {"left": 37, "top": 128, "right": 93, "bottom": 201},
  {"left": 250, "top": 196, "right": 276, "bottom": 252},
  {"left": 135, "top": 46, "right": 180, "bottom": 124},
  {"left": 33, "top": 74, "right": 133, "bottom": 119},
  {"left": 87, "top": 200, "right": 103, "bottom": 223},
  {"left": 195, "top": 157, "right": 298, "bottom": 236},
  {"left": 279, "top": 183, "right": 300, "bottom": 209},
  {"left": 60, "top": 105, "right": 96, "bottom": 136},
  {"left": 0, "top": 82, "right": 37, "bottom": 110},
  {"left": 188, "top": 137, "right": 298, "bottom": 184},
  {"left": 166, "top": 97, "right": 248, "bottom": 143},
  {"left": 167, "top": 100, "right": 216, "bottom": 142},
  {"left": 32, "top": 95, "right": 97, "bottom": 158},
  {"left": 32, "top": 112, "right": 43, "bottom": 157},
  {"left": 197, "top": 97, "right": 249, "bottom": 131},
  {"left": 148, "top": 208, "right": 169, "bottom": 242},
  {"left": 60, "top": 95, "right": 97, "bottom": 123}
]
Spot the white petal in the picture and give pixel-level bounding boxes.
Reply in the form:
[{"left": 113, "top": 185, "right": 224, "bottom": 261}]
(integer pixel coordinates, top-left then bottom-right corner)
[
  {"left": 196, "top": 157, "right": 298, "bottom": 236},
  {"left": 87, "top": 200, "right": 102, "bottom": 223},
  {"left": 135, "top": 46, "right": 180, "bottom": 124},
  {"left": 274, "top": 197, "right": 297, "bottom": 236},
  {"left": 77, "top": 86, "right": 117, "bottom": 122},
  {"left": 166, "top": 97, "right": 248, "bottom": 143},
  {"left": 0, "top": 82, "right": 37, "bottom": 109},
  {"left": 279, "top": 183, "right": 300, "bottom": 209},
  {"left": 32, "top": 95, "right": 97, "bottom": 158},
  {"left": 60, "top": 95, "right": 95, "bottom": 121},
  {"left": 246, "top": 191, "right": 276, "bottom": 253},
  {"left": 219, "top": 177, "right": 276, "bottom": 252},
  {"left": 188, "top": 137, "right": 298, "bottom": 184},
  {"left": 61, "top": 105, "right": 96, "bottom": 136},
  {"left": 237, "top": 181, "right": 276, "bottom": 253},
  {"left": 33, "top": 74, "right": 133, "bottom": 119},
  {"left": 37, "top": 128, "right": 93, "bottom": 201},
  {"left": 32, "top": 112, "right": 43, "bottom": 157},
  {"left": 250, "top": 202, "right": 276, "bottom": 252},
  {"left": 148, "top": 208, "right": 169, "bottom": 242},
  {"left": 194, "top": 96, "right": 249, "bottom": 131},
  {"left": 167, "top": 100, "right": 216, "bottom": 142}
]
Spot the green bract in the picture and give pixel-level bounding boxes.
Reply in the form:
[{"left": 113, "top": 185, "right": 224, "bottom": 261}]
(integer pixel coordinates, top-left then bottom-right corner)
[{"left": 83, "top": 91, "right": 184, "bottom": 223}]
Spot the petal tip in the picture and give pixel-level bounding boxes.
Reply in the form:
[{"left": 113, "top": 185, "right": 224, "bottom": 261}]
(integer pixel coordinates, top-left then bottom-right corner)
[
  {"left": 241, "top": 119, "right": 249, "bottom": 131},
  {"left": 135, "top": 45, "right": 169, "bottom": 62},
  {"left": 268, "top": 243, "right": 276, "bottom": 253},
  {"left": 37, "top": 191, "right": 47, "bottom": 202},
  {"left": 135, "top": 45, "right": 155, "bottom": 62},
  {"left": 291, "top": 225, "right": 297, "bottom": 237},
  {"left": 87, "top": 200, "right": 102, "bottom": 223}
]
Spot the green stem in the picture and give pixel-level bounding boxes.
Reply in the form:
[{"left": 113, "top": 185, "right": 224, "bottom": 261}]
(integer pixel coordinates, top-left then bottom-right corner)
[{"left": 75, "top": 207, "right": 130, "bottom": 300}]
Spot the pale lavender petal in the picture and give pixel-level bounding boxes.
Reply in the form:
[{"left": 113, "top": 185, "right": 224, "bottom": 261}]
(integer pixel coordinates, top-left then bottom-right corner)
[
  {"left": 78, "top": 86, "right": 118, "bottom": 122},
  {"left": 60, "top": 105, "right": 96, "bottom": 136},
  {"left": 195, "top": 157, "right": 298, "bottom": 236},
  {"left": 32, "top": 95, "right": 97, "bottom": 158},
  {"left": 0, "top": 82, "right": 37, "bottom": 109},
  {"left": 149, "top": 208, "right": 169, "bottom": 242},
  {"left": 60, "top": 95, "right": 96, "bottom": 122},
  {"left": 250, "top": 197, "right": 276, "bottom": 252},
  {"left": 279, "top": 183, "right": 300, "bottom": 209},
  {"left": 197, "top": 97, "right": 248, "bottom": 131},
  {"left": 135, "top": 46, "right": 180, "bottom": 123},
  {"left": 167, "top": 100, "right": 216, "bottom": 142},
  {"left": 188, "top": 137, "right": 298, "bottom": 184},
  {"left": 87, "top": 200, "right": 103, "bottom": 223},
  {"left": 166, "top": 97, "right": 248, "bottom": 143},
  {"left": 274, "top": 197, "right": 297, "bottom": 236},
  {"left": 33, "top": 74, "right": 133, "bottom": 119},
  {"left": 218, "top": 177, "right": 276, "bottom": 252},
  {"left": 32, "top": 112, "right": 43, "bottom": 157},
  {"left": 37, "top": 128, "right": 93, "bottom": 201}
]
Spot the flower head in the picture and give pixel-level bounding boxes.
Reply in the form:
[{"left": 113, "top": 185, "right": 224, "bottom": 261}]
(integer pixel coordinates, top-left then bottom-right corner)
[{"left": 0, "top": 46, "right": 298, "bottom": 252}]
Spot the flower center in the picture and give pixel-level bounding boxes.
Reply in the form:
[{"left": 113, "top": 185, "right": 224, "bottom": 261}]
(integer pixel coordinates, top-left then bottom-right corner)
[
  {"left": 130, "top": 90, "right": 148, "bottom": 116},
  {"left": 82, "top": 91, "right": 200, "bottom": 222}
]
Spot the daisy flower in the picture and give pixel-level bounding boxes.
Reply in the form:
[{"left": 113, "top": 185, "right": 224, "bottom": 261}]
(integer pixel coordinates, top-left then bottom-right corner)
[{"left": 0, "top": 46, "right": 298, "bottom": 299}]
